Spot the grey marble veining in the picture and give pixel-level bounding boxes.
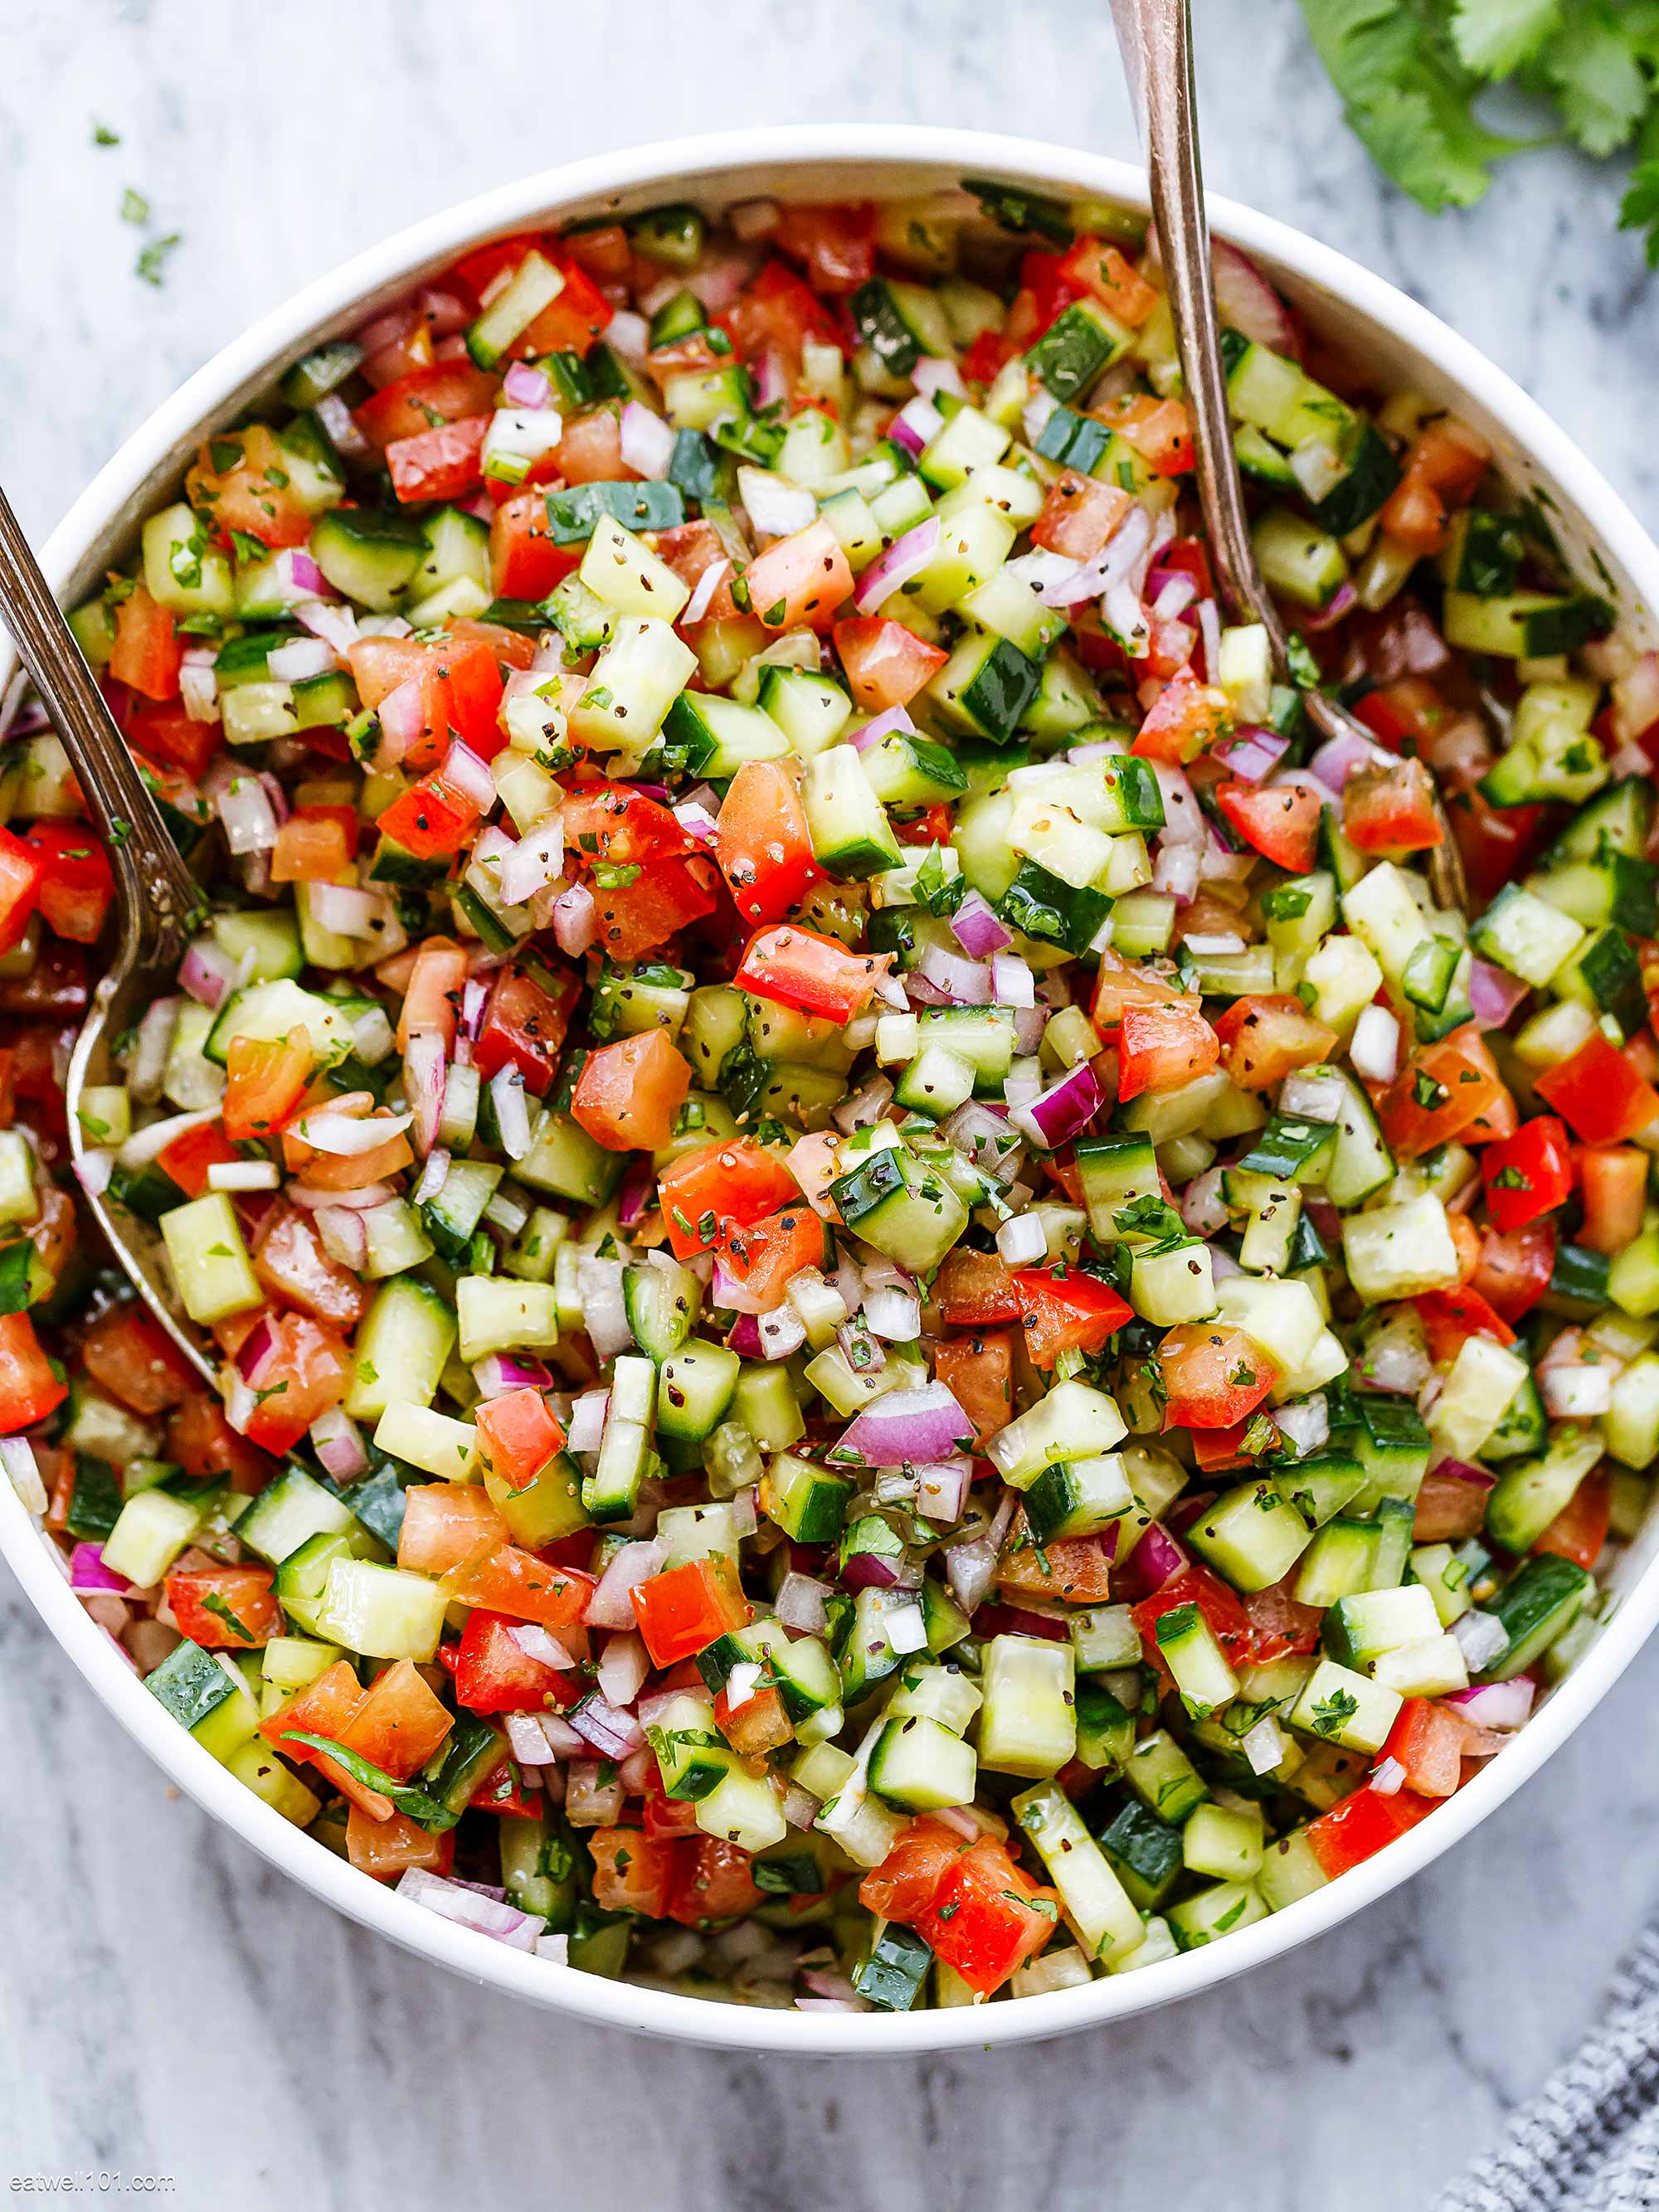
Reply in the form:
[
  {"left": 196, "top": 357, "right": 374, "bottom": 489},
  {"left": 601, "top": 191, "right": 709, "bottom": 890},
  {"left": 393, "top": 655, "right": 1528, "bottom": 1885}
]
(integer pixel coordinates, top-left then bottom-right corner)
[{"left": 2, "top": 2, "right": 1657, "bottom": 2204}]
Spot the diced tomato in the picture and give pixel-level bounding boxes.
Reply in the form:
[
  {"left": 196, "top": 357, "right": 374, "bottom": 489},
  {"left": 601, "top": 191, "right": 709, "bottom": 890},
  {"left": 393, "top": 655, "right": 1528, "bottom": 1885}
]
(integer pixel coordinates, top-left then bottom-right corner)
[
  {"left": 1116, "top": 997, "right": 1219, "bottom": 1102},
  {"left": 713, "top": 760, "right": 820, "bottom": 924},
  {"left": 377, "top": 769, "right": 479, "bottom": 861},
  {"left": 1470, "top": 1219, "right": 1554, "bottom": 1325},
  {"left": 222, "top": 1028, "right": 314, "bottom": 1141},
  {"left": 251, "top": 1203, "right": 372, "bottom": 1331},
  {"left": 1479, "top": 1116, "right": 1574, "bottom": 1232},
  {"left": 915, "top": 1832, "right": 1063, "bottom": 1997},
  {"left": 932, "top": 1328, "right": 1015, "bottom": 1445},
  {"left": 474, "top": 963, "right": 578, "bottom": 1096},
  {"left": 1243, "top": 1578, "right": 1324, "bottom": 1665},
  {"left": 1131, "top": 668, "right": 1233, "bottom": 762},
  {"left": 125, "top": 700, "right": 216, "bottom": 780},
  {"left": 338, "top": 1657, "right": 455, "bottom": 1779},
  {"left": 659, "top": 1137, "right": 800, "bottom": 1260},
  {"left": 164, "top": 1395, "right": 273, "bottom": 1491},
  {"left": 1214, "top": 994, "right": 1339, "bottom": 1092},
  {"left": 832, "top": 617, "right": 948, "bottom": 712},
  {"left": 108, "top": 586, "right": 182, "bottom": 702},
  {"left": 15, "top": 823, "right": 114, "bottom": 943},
  {"left": 664, "top": 1835, "right": 764, "bottom": 1924},
  {"left": 716, "top": 1677, "right": 795, "bottom": 1758},
  {"left": 571, "top": 1029, "right": 691, "bottom": 1152},
  {"left": 933, "top": 1247, "right": 1024, "bottom": 1326},
  {"left": 631, "top": 1555, "right": 751, "bottom": 1667},
  {"left": 270, "top": 806, "right": 354, "bottom": 885},
  {"left": 1342, "top": 756, "right": 1444, "bottom": 856},
  {"left": 1058, "top": 236, "right": 1158, "bottom": 324},
  {"left": 562, "top": 783, "right": 691, "bottom": 867},
  {"left": 0, "top": 1311, "right": 66, "bottom": 1432},
  {"left": 452, "top": 1607, "right": 579, "bottom": 1714},
  {"left": 1379, "top": 1027, "right": 1506, "bottom": 1159},
  {"left": 1214, "top": 778, "right": 1323, "bottom": 873},
  {"left": 240, "top": 1312, "right": 353, "bottom": 1455},
  {"left": 588, "top": 1827, "right": 678, "bottom": 1918},
  {"left": 1447, "top": 788, "right": 1550, "bottom": 908},
  {"left": 184, "top": 424, "right": 314, "bottom": 550},
  {"left": 1134, "top": 1563, "right": 1253, "bottom": 1669},
  {"left": 80, "top": 1303, "right": 197, "bottom": 1417},
  {"left": 514, "top": 258, "right": 613, "bottom": 360},
  {"left": 262, "top": 1660, "right": 392, "bottom": 1820},
  {"left": 550, "top": 405, "right": 627, "bottom": 485},
  {"left": 1031, "top": 470, "right": 1134, "bottom": 562},
  {"left": 1414, "top": 1281, "right": 1516, "bottom": 1366},
  {"left": 1098, "top": 391, "right": 1194, "bottom": 476},
  {"left": 736, "top": 922, "right": 890, "bottom": 1023},
  {"left": 1577, "top": 1145, "right": 1649, "bottom": 1255},
  {"left": 430, "top": 639, "right": 505, "bottom": 757},
  {"left": 715, "top": 1203, "right": 829, "bottom": 1310},
  {"left": 446, "top": 1540, "right": 595, "bottom": 1632},
  {"left": 744, "top": 518, "right": 854, "bottom": 635},
  {"left": 163, "top": 1563, "right": 282, "bottom": 1648},
  {"left": 1012, "top": 1266, "right": 1133, "bottom": 1369},
  {"left": 996, "top": 1510, "right": 1114, "bottom": 1603},
  {"left": 355, "top": 362, "right": 498, "bottom": 450},
  {"left": 718, "top": 259, "right": 844, "bottom": 365},
  {"left": 1535, "top": 1466, "right": 1612, "bottom": 1571},
  {"left": 1413, "top": 1462, "right": 1491, "bottom": 1542},
  {"left": 1158, "top": 1321, "right": 1277, "bottom": 1429},
  {"left": 1381, "top": 1699, "right": 1467, "bottom": 1799},
  {"left": 1535, "top": 1033, "right": 1659, "bottom": 1146},
  {"left": 960, "top": 328, "right": 1017, "bottom": 385},
  {"left": 589, "top": 856, "right": 719, "bottom": 963},
  {"left": 491, "top": 489, "right": 588, "bottom": 601},
  {"left": 1354, "top": 676, "right": 1447, "bottom": 751},
  {"left": 147, "top": 1122, "right": 235, "bottom": 1203},
  {"left": 859, "top": 1815, "right": 966, "bottom": 1922},
  {"left": 395, "top": 936, "right": 470, "bottom": 1052},
  {"left": 347, "top": 1807, "right": 454, "bottom": 1881},
  {"left": 1307, "top": 1785, "right": 1436, "bottom": 1878},
  {"left": 387, "top": 414, "right": 490, "bottom": 504},
  {"left": 474, "top": 1388, "right": 565, "bottom": 1490}
]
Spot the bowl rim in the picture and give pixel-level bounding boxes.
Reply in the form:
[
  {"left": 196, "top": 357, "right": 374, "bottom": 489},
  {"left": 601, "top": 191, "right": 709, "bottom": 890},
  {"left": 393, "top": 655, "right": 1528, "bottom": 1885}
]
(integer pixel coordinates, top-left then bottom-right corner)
[{"left": 8, "top": 119, "right": 1659, "bottom": 2056}]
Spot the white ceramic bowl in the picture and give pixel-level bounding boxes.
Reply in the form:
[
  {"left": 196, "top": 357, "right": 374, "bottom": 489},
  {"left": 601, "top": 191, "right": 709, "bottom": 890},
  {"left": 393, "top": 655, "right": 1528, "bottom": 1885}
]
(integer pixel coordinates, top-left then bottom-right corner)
[{"left": 6, "top": 124, "right": 1659, "bottom": 2056}]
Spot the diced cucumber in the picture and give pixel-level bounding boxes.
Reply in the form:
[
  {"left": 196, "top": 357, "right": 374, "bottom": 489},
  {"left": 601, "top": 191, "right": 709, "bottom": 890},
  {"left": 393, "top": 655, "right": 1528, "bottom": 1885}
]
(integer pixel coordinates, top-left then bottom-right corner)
[{"left": 977, "top": 1633, "right": 1077, "bottom": 1777}]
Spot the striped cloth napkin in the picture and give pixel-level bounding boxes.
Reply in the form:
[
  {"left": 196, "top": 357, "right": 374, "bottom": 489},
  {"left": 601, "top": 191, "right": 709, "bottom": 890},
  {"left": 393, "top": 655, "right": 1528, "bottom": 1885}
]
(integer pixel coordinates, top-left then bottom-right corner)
[{"left": 1438, "top": 1927, "right": 1659, "bottom": 2209}]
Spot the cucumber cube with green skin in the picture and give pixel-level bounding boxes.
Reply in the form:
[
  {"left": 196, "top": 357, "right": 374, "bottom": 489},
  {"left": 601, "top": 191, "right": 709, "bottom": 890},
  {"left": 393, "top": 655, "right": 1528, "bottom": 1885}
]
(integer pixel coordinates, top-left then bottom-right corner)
[
  {"left": 1024, "top": 1453, "right": 1134, "bottom": 1544},
  {"left": 159, "top": 1192, "right": 264, "bottom": 1326},
  {"left": 1167, "top": 1880, "right": 1269, "bottom": 1952},
  {"left": 1097, "top": 1799, "right": 1185, "bottom": 1910},
  {"left": 868, "top": 1713, "right": 979, "bottom": 1811},
  {"left": 1025, "top": 298, "right": 1134, "bottom": 401},
  {"left": 145, "top": 1640, "right": 260, "bottom": 1765},
  {"left": 1123, "top": 1728, "right": 1209, "bottom": 1824},
  {"left": 853, "top": 1922, "right": 934, "bottom": 2011},
  {"left": 927, "top": 634, "right": 1044, "bottom": 745},
  {"left": 1183, "top": 1801, "right": 1266, "bottom": 1883},
  {"left": 1014, "top": 1780, "right": 1146, "bottom": 1960},
  {"left": 655, "top": 1340, "right": 741, "bottom": 1442},
  {"left": 102, "top": 1485, "right": 216, "bottom": 1587},
  {"left": 1289, "top": 1656, "right": 1401, "bottom": 1753},
  {"left": 309, "top": 508, "right": 430, "bottom": 610},
  {"left": 1477, "top": 1553, "right": 1593, "bottom": 1681},
  {"left": 760, "top": 1451, "right": 854, "bottom": 1544},
  {"left": 1073, "top": 1678, "right": 1137, "bottom": 1772},
  {"left": 1485, "top": 1427, "right": 1606, "bottom": 1554},
  {"left": 1185, "top": 1481, "right": 1312, "bottom": 1592},
  {"left": 314, "top": 1558, "right": 449, "bottom": 1662},
  {"left": 986, "top": 1378, "right": 1128, "bottom": 1487},
  {"left": 977, "top": 1633, "right": 1077, "bottom": 1777},
  {"left": 801, "top": 745, "right": 902, "bottom": 878},
  {"left": 236, "top": 1466, "right": 358, "bottom": 1568},
  {"left": 1251, "top": 508, "right": 1348, "bottom": 609},
  {"left": 827, "top": 1141, "right": 967, "bottom": 1272},
  {"left": 1153, "top": 1602, "right": 1239, "bottom": 1716}
]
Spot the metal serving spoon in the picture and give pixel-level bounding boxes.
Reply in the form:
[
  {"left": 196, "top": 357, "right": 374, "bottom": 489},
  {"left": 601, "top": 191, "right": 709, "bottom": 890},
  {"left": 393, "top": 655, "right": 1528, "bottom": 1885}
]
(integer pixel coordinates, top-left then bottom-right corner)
[
  {"left": 1107, "top": 0, "right": 1468, "bottom": 914},
  {"left": 0, "top": 485, "right": 216, "bottom": 1383}
]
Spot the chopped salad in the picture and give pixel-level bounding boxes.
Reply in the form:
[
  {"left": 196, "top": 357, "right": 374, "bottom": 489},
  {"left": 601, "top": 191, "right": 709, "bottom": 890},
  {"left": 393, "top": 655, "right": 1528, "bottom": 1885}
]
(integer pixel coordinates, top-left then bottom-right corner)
[{"left": 7, "top": 178, "right": 1659, "bottom": 2011}]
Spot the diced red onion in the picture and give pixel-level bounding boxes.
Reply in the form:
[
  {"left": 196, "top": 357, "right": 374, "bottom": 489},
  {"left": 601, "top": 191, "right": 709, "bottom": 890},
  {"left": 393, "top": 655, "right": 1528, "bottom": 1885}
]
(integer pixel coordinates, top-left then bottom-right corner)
[
  {"left": 1209, "top": 239, "right": 1300, "bottom": 352},
  {"left": 1468, "top": 958, "right": 1530, "bottom": 1030},
  {"left": 917, "top": 942, "right": 994, "bottom": 1006},
  {"left": 234, "top": 1315, "right": 282, "bottom": 1386},
  {"left": 178, "top": 659, "right": 220, "bottom": 723},
  {"left": 1149, "top": 571, "right": 1198, "bottom": 621},
  {"left": 751, "top": 348, "right": 788, "bottom": 410},
  {"left": 889, "top": 394, "right": 943, "bottom": 457},
  {"left": 117, "top": 1101, "right": 214, "bottom": 1172},
  {"left": 864, "top": 1285, "right": 921, "bottom": 1342},
  {"left": 288, "top": 1178, "right": 396, "bottom": 1213},
  {"left": 682, "top": 557, "right": 729, "bottom": 625},
  {"left": 1214, "top": 725, "right": 1290, "bottom": 785},
  {"left": 1451, "top": 1609, "right": 1511, "bottom": 1671},
  {"left": 848, "top": 704, "right": 916, "bottom": 753},
  {"left": 472, "top": 1353, "right": 553, "bottom": 1399},
  {"left": 995, "top": 1211, "right": 1047, "bottom": 1266},
  {"left": 1010, "top": 1057, "right": 1103, "bottom": 1151},
  {"left": 441, "top": 741, "right": 495, "bottom": 814},
  {"left": 1041, "top": 503, "right": 1151, "bottom": 608},
  {"left": 950, "top": 889, "right": 1012, "bottom": 959},
  {"left": 1308, "top": 726, "right": 1388, "bottom": 790},
  {"left": 597, "top": 1631, "right": 650, "bottom": 1709},
  {"left": 738, "top": 464, "right": 817, "bottom": 539},
  {"left": 1300, "top": 581, "right": 1359, "bottom": 633},
  {"left": 207, "top": 1160, "right": 278, "bottom": 1194},
  {"left": 1127, "top": 1520, "right": 1187, "bottom": 1592},
  {"left": 266, "top": 637, "right": 336, "bottom": 684},
  {"left": 940, "top": 1101, "right": 1022, "bottom": 1183},
  {"left": 397, "top": 1869, "right": 541, "bottom": 1952},
  {"left": 304, "top": 882, "right": 385, "bottom": 941},
  {"left": 499, "top": 819, "right": 566, "bottom": 907},
  {"left": 502, "top": 360, "right": 554, "bottom": 408},
  {"left": 567, "top": 1388, "right": 611, "bottom": 1458},
  {"left": 571, "top": 1690, "right": 644, "bottom": 1761},
  {"left": 178, "top": 936, "right": 242, "bottom": 1011},
  {"left": 1542, "top": 1364, "right": 1612, "bottom": 1418},
  {"left": 1152, "top": 842, "right": 1200, "bottom": 903},
  {"left": 945, "top": 1492, "right": 1017, "bottom": 1613},
  {"left": 577, "top": 1256, "right": 630, "bottom": 1359},
  {"left": 1369, "top": 1755, "right": 1407, "bottom": 1797},
  {"left": 552, "top": 882, "right": 596, "bottom": 957},
  {"left": 606, "top": 308, "right": 649, "bottom": 362},
  {"left": 214, "top": 772, "right": 281, "bottom": 856},
  {"left": 293, "top": 1108, "right": 411, "bottom": 1157},
  {"left": 403, "top": 1033, "right": 447, "bottom": 1159},
  {"left": 915, "top": 1457, "right": 973, "bottom": 1524},
  {"left": 673, "top": 799, "right": 720, "bottom": 846},
  {"left": 309, "top": 1407, "right": 368, "bottom": 1482},
  {"left": 314, "top": 1205, "right": 370, "bottom": 1271},
  {"left": 490, "top": 1067, "right": 532, "bottom": 1161},
  {"left": 583, "top": 1537, "right": 664, "bottom": 1630},
  {"left": 1612, "top": 651, "right": 1659, "bottom": 746},
  {"left": 834, "top": 1381, "right": 973, "bottom": 1468},
  {"left": 776, "top": 1572, "right": 832, "bottom": 1634},
  {"left": 830, "top": 1076, "right": 894, "bottom": 1140},
  {"left": 1273, "top": 1396, "right": 1330, "bottom": 1456},
  {"left": 990, "top": 950, "right": 1036, "bottom": 1009},
  {"left": 75, "top": 1149, "right": 114, "bottom": 1199},
  {"left": 70, "top": 1542, "right": 132, "bottom": 1597},
  {"left": 912, "top": 356, "right": 967, "bottom": 402},
  {"left": 616, "top": 1162, "right": 654, "bottom": 1229},
  {"left": 620, "top": 400, "right": 676, "bottom": 481},
  {"left": 412, "top": 1147, "right": 451, "bottom": 1211},
  {"left": 726, "top": 1310, "right": 764, "bottom": 1355},
  {"left": 854, "top": 517, "right": 941, "bottom": 615},
  {"left": 759, "top": 1304, "right": 807, "bottom": 1361},
  {"left": 1447, "top": 1676, "right": 1535, "bottom": 1731}
]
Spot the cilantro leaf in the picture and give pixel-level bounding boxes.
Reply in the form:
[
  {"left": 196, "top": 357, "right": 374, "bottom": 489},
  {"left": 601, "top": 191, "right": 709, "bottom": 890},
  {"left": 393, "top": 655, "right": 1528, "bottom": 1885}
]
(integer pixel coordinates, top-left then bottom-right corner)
[
  {"left": 1619, "top": 153, "right": 1659, "bottom": 265},
  {"left": 1452, "top": 0, "right": 1560, "bottom": 76},
  {"left": 1545, "top": 17, "right": 1650, "bottom": 156}
]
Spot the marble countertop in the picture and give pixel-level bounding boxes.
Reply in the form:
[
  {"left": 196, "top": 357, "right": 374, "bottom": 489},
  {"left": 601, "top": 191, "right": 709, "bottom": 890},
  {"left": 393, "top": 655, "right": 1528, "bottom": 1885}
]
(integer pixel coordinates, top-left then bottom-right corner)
[{"left": 3, "top": 2, "right": 1657, "bottom": 2203}]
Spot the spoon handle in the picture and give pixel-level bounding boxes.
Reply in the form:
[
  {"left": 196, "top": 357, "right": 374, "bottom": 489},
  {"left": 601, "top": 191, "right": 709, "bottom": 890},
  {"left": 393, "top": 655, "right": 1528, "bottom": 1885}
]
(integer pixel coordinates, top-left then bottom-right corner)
[
  {"left": 1110, "top": 0, "right": 1276, "bottom": 637},
  {"left": 1110, "top": 0, "right": 1470, "bottom": 911},
  {"left": 0, "top": 484, "right": 202, "bottom": 957}
]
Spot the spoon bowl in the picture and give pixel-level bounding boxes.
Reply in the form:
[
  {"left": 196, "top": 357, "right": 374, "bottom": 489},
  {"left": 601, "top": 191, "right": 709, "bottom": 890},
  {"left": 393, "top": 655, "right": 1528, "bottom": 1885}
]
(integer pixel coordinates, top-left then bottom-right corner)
[{"left": 0, "top": 484, "right": 216, "bottom": 1384}]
